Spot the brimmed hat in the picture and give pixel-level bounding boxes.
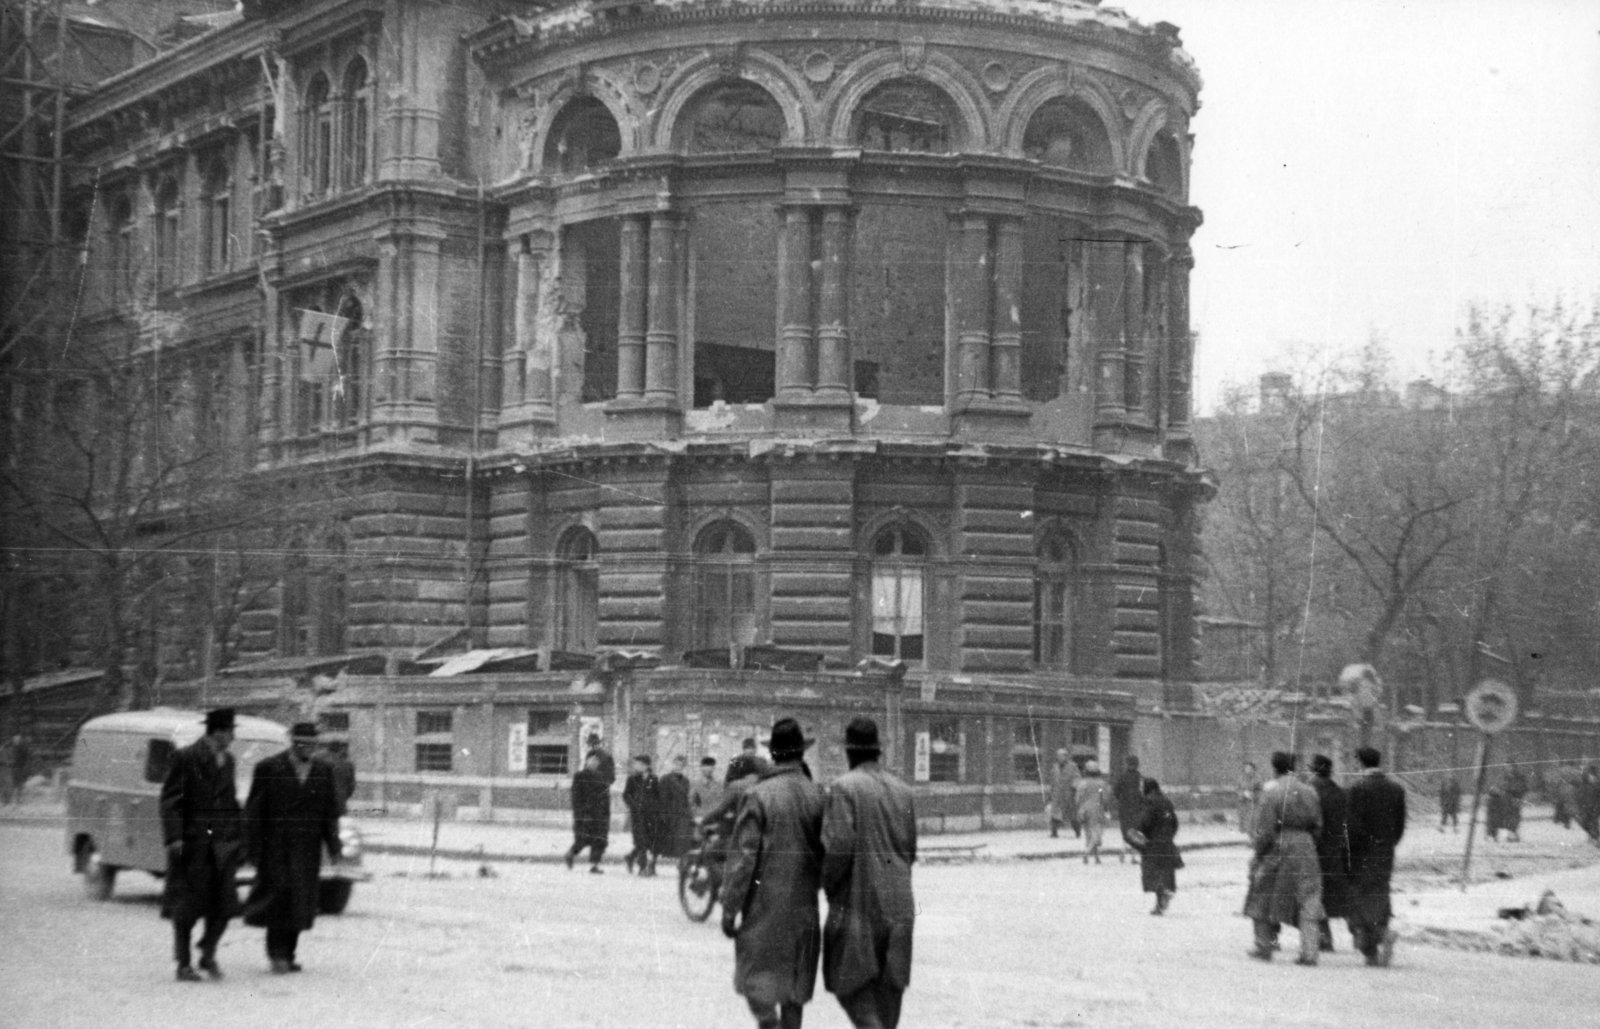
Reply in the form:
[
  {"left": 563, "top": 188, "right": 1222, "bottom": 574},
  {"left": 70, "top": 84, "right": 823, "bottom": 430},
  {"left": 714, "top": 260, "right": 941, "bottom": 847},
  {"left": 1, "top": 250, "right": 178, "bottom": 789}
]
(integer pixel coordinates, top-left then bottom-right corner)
[
  {"left": 290, "top": 721, "right": 319, "bottom": 740},
  {"left": 764, "top": 717, "right": 813, "bottom": 758},
  {"left": 843, "top": 716, "right": 881, "bottom": 753},
  {"left": 203, "top": 708, "right": 236, "bottom": 732}
]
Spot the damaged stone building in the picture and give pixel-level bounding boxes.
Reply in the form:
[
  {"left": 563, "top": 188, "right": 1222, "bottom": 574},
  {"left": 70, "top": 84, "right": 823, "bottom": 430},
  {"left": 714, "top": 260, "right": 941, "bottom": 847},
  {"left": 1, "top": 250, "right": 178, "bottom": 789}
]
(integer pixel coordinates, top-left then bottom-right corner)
[{"left": 29, "top": 0, "right": 1215, "bottom": 823}]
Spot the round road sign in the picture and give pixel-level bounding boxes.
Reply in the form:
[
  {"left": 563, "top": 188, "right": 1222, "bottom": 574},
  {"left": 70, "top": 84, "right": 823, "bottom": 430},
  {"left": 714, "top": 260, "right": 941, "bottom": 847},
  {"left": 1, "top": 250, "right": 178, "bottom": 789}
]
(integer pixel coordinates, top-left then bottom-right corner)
[{"left": 1464, "top": 679, "right": 1518, "bottom": 734}]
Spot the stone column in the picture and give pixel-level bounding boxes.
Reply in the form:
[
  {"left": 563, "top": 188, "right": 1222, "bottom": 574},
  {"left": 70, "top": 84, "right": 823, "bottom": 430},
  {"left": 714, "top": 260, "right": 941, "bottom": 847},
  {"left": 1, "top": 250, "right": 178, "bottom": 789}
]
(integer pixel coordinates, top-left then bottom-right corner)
[
  {"left": 1166, "top": 249, "right": 1193, "bottom": 436},
  {"left": 512, "top": 239, "right": 553, "bottom": 415},
  {"left": 814, "top": 206, "right": 852, "bottom": 401},
  {"left": 990, "top": 215, "right": 1024, "bottom": 403},
  {"left": 616, "top": 215, "right": 647, "bottom": 400},
  {"left": 776, "top": 205, "right": 814, "bottom": 400},
  {"left": 953, "top": 213, "right": 992, "bottom": 404},
  {"left": 1088, "top": 240, "right": 1127, "bottom": 427},
  {"left": 1122, "top": 243, "right": 1145, "bottom": 417},
  {"left": 643, "top": 211, "right": 680, "bottom": 403}
]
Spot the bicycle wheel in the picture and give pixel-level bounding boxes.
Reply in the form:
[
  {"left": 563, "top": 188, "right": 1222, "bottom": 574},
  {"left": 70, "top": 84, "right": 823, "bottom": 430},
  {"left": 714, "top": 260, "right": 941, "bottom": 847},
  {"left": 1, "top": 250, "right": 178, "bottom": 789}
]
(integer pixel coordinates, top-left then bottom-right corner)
[{"left": 678, "top": 849, "right": 717, "bottom": 922}]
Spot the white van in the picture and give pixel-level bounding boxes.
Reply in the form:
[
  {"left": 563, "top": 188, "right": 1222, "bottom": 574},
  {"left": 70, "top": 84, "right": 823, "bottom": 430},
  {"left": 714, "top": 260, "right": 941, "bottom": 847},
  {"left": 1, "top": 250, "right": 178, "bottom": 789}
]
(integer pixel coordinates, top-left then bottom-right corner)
[{"left": 66, "top": 708, "right": 368, "bottom": 912}]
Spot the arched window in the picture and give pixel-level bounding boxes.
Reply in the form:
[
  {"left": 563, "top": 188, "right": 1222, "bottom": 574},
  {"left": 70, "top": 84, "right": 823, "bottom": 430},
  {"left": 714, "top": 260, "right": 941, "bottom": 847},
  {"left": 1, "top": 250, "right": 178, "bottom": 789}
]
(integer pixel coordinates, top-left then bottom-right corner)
[
  {"left": 554, "top": 527, "right": 599, "bottom": 653},
  {"left": 544, "top": 97, "right": 621, "bottom": 174},
  {"left": 153, "top": 177, "right": 181, "bottom": 292},
  {"left": 1022, "top": 98, "right": 1113, "bottom": 175},
  {"left": 302, "top": 73, "right": 332, "bottom": 196},
  {"left": 1145, "top": 131, "right": 1183, "bottom": 197},
  {"left": 340, "top": 58, "right": 370, "bottom": 190},
  {"left": 1034, "top": 532, "right": 1077, "bottom": 670},
  {"left": 871, "top": 525, "right": 927, "bottom": 662},
  {"left": 693, "top": 521, "right": 758, "bottom": 653},
  {"left": 677, "top": 80, "right": 785, "bottom": 153},
  {"left": 854, "top": 79, "right": 959, "bottom": 154}
]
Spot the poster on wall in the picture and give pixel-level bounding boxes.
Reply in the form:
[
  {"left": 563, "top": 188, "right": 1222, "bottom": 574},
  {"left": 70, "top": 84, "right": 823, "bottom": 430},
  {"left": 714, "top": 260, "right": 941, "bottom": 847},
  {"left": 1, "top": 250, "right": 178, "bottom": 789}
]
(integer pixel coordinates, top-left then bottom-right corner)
[
  {"left": 1097, "top": 724, "right": 1112, "bottom": 772},
  {"left": 914, "top": 731, "right": 931, "bottom": 782},
  {"left": 507, "top": 723, "right": 527, "bottom": 774}
]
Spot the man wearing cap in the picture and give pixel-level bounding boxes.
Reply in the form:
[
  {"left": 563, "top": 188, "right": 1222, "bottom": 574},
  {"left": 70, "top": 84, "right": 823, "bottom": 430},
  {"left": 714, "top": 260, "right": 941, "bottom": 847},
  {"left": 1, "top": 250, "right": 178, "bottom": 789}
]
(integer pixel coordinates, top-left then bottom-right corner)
[
  {"left": 821, "top": 717, "right": 917, "bottom": 1029},
  {"left": 721, "top": 717, "right": 826, "bottom": 1029},
  {"left": 160, "top": 708, "right": 244, "bottom": 982},
  {"left": 243, "top": 722, "right": 343, "bottom": 973}
]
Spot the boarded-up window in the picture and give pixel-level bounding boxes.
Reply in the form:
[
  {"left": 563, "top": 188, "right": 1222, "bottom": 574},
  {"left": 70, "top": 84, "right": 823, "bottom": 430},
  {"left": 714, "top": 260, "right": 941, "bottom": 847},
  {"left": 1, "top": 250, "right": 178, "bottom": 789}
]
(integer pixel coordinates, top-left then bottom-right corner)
[{"left": 850, "top": 206, "right": 946, "bottom": 405}]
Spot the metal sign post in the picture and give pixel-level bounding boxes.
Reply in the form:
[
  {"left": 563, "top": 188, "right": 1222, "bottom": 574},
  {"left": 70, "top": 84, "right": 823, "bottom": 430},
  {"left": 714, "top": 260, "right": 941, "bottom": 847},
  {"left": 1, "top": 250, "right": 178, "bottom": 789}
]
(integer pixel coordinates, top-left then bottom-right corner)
[{"left": 1459, "top": 679, "right": 1518, "bottom": 890}]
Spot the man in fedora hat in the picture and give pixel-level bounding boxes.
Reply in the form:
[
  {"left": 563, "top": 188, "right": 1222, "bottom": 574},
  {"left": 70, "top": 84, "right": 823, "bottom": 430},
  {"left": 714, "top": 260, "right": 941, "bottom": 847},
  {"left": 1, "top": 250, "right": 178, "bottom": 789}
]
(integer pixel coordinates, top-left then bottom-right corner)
[
  {"left": 243, "top": 721, "right": 343, "bottom": 973},
  {"left": 821, "top": 717, "right": 917, "bottom": 1029},
  {"left": 721, "top": 717, "right": 825, "bottom": 1029},
  {"left": 160, "top": 708, "right": 244, "bottom": 981}
]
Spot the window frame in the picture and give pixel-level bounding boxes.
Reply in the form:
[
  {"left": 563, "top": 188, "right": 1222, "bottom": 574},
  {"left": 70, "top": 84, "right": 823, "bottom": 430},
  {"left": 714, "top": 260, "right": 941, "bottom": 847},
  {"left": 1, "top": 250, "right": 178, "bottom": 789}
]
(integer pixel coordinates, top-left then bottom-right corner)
[
  {"left": 1033, "top": 531, "right": 1078, "bottom": 671},
  {"left": 553, "top": 527, "right": 599, "bottom": 653},
  {"left": 691, "top": 520, "right": 760, "bottom": 655},
  {"left": 870, "top": 524, "right": 929, "bottom": 664}
]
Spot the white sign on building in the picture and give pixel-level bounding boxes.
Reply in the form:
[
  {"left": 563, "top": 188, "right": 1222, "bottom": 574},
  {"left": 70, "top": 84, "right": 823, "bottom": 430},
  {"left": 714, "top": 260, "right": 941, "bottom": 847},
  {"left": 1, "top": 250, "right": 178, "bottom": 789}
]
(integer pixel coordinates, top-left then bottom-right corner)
[
  {"left": 914, "top": 731, "right": 931, "bottom": 783},
  {"left": 507, "top": 723, "right": 527, "bottom": 773}
]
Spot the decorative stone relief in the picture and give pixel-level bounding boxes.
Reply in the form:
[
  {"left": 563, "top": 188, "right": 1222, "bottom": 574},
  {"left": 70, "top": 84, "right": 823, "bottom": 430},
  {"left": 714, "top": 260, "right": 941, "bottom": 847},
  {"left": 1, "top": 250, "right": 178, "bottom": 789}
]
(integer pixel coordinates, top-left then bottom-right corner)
[
  {"left": 803, "top": 51, "right": 835, "bottom": 84},
  {"left": 901, "top": 37, "right": 926, "bottom": 74},
  {"left": 981, "top": 61, "right": 1011, "bottom": 93},
  {"left": 633, "top": 61, "right": 661, "bottom": 95}
]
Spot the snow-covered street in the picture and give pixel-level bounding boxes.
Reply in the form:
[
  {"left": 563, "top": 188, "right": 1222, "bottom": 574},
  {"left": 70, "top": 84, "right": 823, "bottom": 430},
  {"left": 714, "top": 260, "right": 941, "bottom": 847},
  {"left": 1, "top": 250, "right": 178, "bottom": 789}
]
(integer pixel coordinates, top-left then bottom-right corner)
[{"left": 3, "top": 819, "right": 1596, "bottom": 1029}]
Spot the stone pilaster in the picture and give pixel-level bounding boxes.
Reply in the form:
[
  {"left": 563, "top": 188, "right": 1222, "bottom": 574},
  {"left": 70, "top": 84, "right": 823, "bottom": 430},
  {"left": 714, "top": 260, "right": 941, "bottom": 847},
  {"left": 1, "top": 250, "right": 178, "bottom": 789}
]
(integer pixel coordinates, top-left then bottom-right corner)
[
  {"left": 953, "top": 212, "right": 992, "bottom": 406},
  {"left": 775, "top": 205, "right": 814, "bottom": 401},
  {"left": 990, "top": 216, "right": 1024, "bottom": 404},
  {"left": 814, "top": 206, "right": 853, "bottom": 403},
  {"left": 644, "top": 211, "right": 681, "bottom": 404},
  {"left": 615, "top": 215, "right": 647, "bottom": 401}
]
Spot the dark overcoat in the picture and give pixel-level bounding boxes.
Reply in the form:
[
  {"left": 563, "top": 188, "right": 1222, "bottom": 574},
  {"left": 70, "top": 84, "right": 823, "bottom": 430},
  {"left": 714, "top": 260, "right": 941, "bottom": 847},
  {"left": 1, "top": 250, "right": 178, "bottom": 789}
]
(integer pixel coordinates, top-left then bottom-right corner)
[
  {"left": 1346, "top": 771, "right": 1407, "bottom": 925},
  {"left": 158, "top": 739, "right": 243, "bottom": 923},
  {"left": 242, "top": 751, "right": 342, "bottom": 932},
  {"left": 1242, "top": 775, "right": 1324, "bottom": 926},
  {"left": 1309, "top": 774, "right": 1352, "bottom": 919},
  {"left": 1113, "top": 768, "right": 1145, "bottom": 826},
  {"left": 1135, "top": 791, "right": 1183, "bottom": 895},
  {"left": 721, "top": 761, "right": 825, "bottom": 1006},
  {"left": 623, "top": 770, "right": 663, "bottom": 853},
  {"left": 657, "top": 770, "right": 693, "bottom": 858},
  {"left": 821, "top": 761, "right": 917, "bottom": 999},
  {"left": 571, "top": 767, "right": 611, "bottom": 847}
]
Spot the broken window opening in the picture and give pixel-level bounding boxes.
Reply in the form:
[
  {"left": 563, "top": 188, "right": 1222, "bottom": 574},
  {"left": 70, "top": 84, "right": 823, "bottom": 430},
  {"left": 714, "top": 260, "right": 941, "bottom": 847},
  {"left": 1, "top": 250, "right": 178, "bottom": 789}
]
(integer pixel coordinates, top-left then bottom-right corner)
[
  {"left": 678, "top": 80, "right": 786, "bottom": 153},
  {"left": 1145, "top": 131, "right": 1184, "bottom": 197},
  {"left": 693, "top": 343, "right": 774, "bottom": 407},
  {"left": 1023, "top": 98, "right": 1113, "bottom": 175},
  {"left": 564, "top": 218, "right": 621, "bottom": 403},
  {"left": 544, "top": 97, "right": 622, "bottom": 175},
  {"left": 855, "top": 80, "right": 958, "bottom": 154}
]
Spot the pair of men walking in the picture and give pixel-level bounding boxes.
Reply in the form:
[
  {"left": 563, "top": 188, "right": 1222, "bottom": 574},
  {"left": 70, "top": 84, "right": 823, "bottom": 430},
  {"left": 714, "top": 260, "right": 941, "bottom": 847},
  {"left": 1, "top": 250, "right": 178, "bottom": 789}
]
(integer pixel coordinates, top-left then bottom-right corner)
[
  {"left": 720, "top": 716, "right": 917, "bottom": 1029},
  {"left": 160, "top": 709, "right": 343, "bottom": 981}
]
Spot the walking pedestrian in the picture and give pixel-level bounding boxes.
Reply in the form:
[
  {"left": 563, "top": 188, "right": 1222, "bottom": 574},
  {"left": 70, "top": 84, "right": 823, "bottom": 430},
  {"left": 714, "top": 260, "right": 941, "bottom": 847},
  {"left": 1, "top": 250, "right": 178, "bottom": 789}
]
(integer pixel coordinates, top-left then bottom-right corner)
[
  {"left": 159, "top": 708, "right": 244, "bottom": 982},
  {"left": 1243, "top": 751, "right": 1324, "bottom": 965},
  {"left": 566, "top": 752, "right": 611, "bottom": 873},
  {"left": 726, "top": 737, "right": 762, "bottom": 784},
  {"left": 1048, "top": 749, "right": 1079, "bottom": 839},
  {"left": 1113, "top": 755, "right": 1144, "bottom": 863},
  {"left": 1551, "top": 762, "right": 1579, "bottom": 830},
  {"left": 1131, "top": 778, "right": 1182, "bottom": 915},
  {"left": 821, "top": 717, "right": 917, "bottom": 1029},
  {"left": 1438, "top": 773, "right": 1461, "bottom": 832},
  {"left": 241, "top": 722, "right": 344, "bottom": 974},
  {"left": 721, "top": 717, "right": 825, "bottom": 1029},
  {"left": 1308, "top": 754, "right": 1351, "bottom": 952},
  {"left": 1074, "top": 761, "right": 1109, "bottom": 864},
  {"left": 586, "top": 733, "right": 617, "bottom": 785},
  {"left": 692, "top": 756, "right": 726, "bottom": 825},
  {"left": 1577, "top": 764, "right": 1600, "bottom": 845},
  {"left": 1345, "top": 746, "right": 1406, "bottom": 967},
  {"left": 1502, "top": 765, "right": 1528, "bottom": 843},
  {"left": 659, "top": 753, "right": 694, "bottom": 859},
  {"left": 622, "top": 755, "right": 663, "bottom": 875}
]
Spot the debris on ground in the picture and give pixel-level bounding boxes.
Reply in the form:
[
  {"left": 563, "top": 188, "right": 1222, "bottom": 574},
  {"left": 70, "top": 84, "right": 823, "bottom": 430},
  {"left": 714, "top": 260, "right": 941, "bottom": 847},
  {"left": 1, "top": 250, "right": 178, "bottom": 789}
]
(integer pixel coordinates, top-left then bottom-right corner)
[{"left": 1405, "top": 891, "right": 1600, "bottom": 964}]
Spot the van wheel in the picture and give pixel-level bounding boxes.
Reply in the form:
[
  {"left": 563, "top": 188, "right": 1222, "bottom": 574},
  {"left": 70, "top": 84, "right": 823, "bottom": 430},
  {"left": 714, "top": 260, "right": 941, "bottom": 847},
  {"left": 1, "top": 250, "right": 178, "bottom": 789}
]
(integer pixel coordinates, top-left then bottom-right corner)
[
  {"left": 318, "top": 879, "right": 352, "bottom": 915},
  {"left": 83, "top": 850, "right": 117, "bottom": 900}
]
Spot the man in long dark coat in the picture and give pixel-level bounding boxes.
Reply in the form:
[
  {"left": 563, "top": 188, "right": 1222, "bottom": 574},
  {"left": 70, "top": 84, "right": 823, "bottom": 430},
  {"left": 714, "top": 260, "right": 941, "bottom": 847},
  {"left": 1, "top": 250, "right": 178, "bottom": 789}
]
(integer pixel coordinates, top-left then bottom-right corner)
[
  {"left": 566, "top": 752, "right": 611, "bottom": 873},
  {"left": 622, "top": 755, "right": 663, "bottom": 875},
  {"left": 1113, "top": 755, "right": 1145, "bottom": 864},
  {"left": 721, "top": 717, "right": 825, "bottom": 1029},
  {"left": 243, "top": 722, "right": 343, "bottom": 973},
  {"left": 159, "top": 708, "right": 244, "bottom": 982},
  {"left": 1133, "top": 777, "right": 1183, "bottom": 915},
  {"left": 1308, "top": 754, "right": 1350, "bottom": 952},
  {"left": 1243, "top": 751, "right": 1324, "bottom": 965},
  {"left": 658, "top": 754, "right": 694, "bottom": 859},
  {"left": 821, "top": 717, "right": 916, "bottom": 1029},
  {"left": 586, "top": 733, "right": 617, "bottom": 786},
  {"left": 1345, "top": 745, "right": 1406, "bottom": 967}
]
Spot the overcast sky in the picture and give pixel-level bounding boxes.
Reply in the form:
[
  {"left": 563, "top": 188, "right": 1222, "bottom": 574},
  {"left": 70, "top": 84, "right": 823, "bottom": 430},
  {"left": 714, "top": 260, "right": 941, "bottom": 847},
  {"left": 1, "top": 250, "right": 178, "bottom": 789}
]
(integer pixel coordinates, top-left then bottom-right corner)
[{"left": 1114, "top": 0, "right": 1600, "bottom": 411}]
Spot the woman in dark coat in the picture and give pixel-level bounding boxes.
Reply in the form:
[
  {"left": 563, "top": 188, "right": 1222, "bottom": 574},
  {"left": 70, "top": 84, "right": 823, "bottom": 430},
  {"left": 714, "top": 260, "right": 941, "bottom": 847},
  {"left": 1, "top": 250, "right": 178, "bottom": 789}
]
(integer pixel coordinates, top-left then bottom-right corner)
[
  {"left": 656, "top": 754, "right": 694, "bottom": 859},
  {"left": 1132, "top": 777, "right": 1183, "bottom": 914},
  {"left": 1309, "top": 754, "right": 1351, "bottom": 951},
  {"left": 566, "top": 752, "right": 611, "bottom": 873},
  {"left": 622, "top": 755, "right": 663, "bottom": 876}
]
